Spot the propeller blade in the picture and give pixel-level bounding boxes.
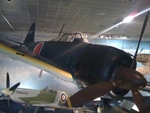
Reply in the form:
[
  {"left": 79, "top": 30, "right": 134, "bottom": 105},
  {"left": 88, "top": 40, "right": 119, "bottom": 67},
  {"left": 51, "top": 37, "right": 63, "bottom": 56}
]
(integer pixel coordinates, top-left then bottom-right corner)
[
  {"left": 65, "top": 79, "right": 123, "bottom": 107},
  {"left": 129, "top": 12, "right": 150, "bottom": 113},
  {"left": 9, "top": 82, "right": 20, "bottom": 91},
  {"left": 6, "top": 73, "right": 10, "bottom": 88},
  {"left": 132, "top": 90, "right": 150, "bottom": 113},
  {"left": 131, "top": 12, "right": 149, "bottom": 68},
  {"left": 0, "top": 94, "right": 4, "bottom": 98},
  {"left": 115, "top": 65, "right": 147, "bottom": 90}
]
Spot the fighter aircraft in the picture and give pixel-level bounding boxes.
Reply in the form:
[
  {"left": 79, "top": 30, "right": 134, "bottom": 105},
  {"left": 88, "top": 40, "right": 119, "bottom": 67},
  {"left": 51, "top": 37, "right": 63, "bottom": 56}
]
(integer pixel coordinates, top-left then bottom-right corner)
[
  {"left": 0, "top": 12, "right": 150, "bottom": 113},
  {"left": 0, "top": 73, "right": 91, "bottom": 113}
]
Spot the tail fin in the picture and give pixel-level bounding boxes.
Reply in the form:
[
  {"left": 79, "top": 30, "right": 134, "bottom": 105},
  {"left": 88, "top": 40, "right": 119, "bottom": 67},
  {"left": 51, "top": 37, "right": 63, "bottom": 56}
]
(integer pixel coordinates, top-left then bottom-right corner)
[{"left": 24, "top": 23, "right": 35, "bottom": 43}]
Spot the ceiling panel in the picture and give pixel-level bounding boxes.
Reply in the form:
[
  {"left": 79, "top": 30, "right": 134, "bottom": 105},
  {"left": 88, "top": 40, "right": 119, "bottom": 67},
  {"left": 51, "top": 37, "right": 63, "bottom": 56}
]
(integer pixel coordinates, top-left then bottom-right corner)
[{"left": 0, "top": 0, "right": 150, "bottom": 40}]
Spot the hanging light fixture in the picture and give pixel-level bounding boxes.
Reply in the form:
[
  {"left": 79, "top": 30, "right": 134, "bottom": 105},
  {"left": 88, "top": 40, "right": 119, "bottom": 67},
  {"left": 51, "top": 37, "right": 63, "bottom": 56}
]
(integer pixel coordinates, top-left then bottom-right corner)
[
  {"left": 123, "top": 15, "right": 134, "bottom": 23},
  {"left": 7, "top": 0, "right": 11, "bottom": 4}
]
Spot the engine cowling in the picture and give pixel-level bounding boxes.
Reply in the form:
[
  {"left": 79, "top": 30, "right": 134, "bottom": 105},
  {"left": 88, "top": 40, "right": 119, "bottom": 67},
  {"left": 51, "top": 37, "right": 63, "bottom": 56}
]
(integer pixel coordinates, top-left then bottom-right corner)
[{"left": 74, "top": 44, "right": 133, "bottom": 86}]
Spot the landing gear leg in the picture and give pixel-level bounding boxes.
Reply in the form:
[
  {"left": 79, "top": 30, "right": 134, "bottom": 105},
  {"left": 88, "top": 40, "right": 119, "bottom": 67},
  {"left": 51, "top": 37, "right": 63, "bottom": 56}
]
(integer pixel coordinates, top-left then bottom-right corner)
[
  {"left": 102, "top": 98, "right": 111, "bottom": 108},
  {"left": 34, "top": 107, "right": 39, "bottom": 113}
]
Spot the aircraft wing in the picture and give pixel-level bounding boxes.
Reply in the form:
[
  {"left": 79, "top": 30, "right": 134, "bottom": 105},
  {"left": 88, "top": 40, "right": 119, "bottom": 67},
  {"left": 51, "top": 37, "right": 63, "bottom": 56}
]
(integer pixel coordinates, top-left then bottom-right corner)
[
  {"left": 0, "top": 38, "right": 73, "bottom": 81},
  {"left": 32, "top": 104, "right": 94, "bottom": 112}
]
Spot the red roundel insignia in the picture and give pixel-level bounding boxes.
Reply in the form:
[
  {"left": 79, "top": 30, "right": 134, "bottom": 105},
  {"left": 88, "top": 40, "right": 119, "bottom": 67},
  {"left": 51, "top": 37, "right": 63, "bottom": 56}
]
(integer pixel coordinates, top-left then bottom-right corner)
[
  {"left": 61, "top": 93, "right": 67, "bottom": 103},
  {"left": 33, "top": 42, "right": 44, "bottom": 54}
]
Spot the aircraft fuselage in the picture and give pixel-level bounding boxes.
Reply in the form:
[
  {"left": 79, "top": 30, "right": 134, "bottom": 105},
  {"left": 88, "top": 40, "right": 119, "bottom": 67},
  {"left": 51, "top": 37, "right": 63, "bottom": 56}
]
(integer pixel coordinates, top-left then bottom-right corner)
[
  {"left": 25, "top": 40, "right": 133, "bottom": 87},
  {"left": 10, "top": 88, "right": 68, "bottom": 106}
]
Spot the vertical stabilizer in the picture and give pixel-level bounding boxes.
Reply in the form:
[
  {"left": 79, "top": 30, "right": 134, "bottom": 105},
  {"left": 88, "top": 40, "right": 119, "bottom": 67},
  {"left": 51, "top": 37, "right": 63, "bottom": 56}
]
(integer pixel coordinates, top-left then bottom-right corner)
[{"left": 24, "top": 23, "right": 35, "bottom": 43}]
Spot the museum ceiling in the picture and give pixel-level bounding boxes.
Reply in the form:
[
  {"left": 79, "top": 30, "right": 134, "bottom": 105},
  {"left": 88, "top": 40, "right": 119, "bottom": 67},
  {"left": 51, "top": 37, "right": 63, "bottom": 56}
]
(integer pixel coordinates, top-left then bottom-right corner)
[{"left": 0, "top": 0, "right": 150, "bottom": 41}]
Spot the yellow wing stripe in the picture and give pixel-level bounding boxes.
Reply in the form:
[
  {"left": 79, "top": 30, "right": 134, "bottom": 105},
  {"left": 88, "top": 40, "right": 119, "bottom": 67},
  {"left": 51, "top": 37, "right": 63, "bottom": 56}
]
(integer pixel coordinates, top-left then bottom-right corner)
[
  {"left": 0, "top": 43, "right": 73, "bottom": 80},
  {"left": 66, "top": 98, "right": 72, "bottom": 108}
]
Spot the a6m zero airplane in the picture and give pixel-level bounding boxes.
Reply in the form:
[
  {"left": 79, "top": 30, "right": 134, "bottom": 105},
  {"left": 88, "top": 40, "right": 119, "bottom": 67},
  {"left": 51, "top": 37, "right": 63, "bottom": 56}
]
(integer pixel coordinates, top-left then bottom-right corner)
[{"left": 0, "top": 12, "right": 150, "bottom": 113}]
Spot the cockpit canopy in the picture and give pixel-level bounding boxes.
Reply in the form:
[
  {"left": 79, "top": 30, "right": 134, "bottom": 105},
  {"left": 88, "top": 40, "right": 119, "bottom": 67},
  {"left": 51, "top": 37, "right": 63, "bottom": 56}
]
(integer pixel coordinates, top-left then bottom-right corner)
[{"left": 52, "top": 33, "right": 88, "bottom": 43}]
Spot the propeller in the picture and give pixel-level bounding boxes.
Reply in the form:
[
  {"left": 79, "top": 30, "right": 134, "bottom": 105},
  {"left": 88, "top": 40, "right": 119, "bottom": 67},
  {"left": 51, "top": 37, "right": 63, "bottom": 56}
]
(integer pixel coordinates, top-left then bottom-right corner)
[
  {"left": 0, "top": 72, "right": 20, "bottom": 98},
  {"left": 131, "top": 12, "right": 149, "bottom": 68},
  {"left": 65, "top": 12, "right": 150, "bottom": 113},
  {"left": 7, "top": 73, "right": 10, "bottom": 88},
  {"left": 132, "top": 90, "right": 150, "bottom": 113},
  {"left": 129, "top": 12, "right": 150, "bottom": 113},
  {"left": 65, "top": 79, "right": 123, "bottom": 107}
]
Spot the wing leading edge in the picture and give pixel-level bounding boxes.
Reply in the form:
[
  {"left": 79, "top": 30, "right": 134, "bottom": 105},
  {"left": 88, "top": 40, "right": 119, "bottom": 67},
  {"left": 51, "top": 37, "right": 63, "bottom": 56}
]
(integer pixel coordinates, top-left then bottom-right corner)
[{"left": 0, "top": 39, "right": 73, "bottom": 81}]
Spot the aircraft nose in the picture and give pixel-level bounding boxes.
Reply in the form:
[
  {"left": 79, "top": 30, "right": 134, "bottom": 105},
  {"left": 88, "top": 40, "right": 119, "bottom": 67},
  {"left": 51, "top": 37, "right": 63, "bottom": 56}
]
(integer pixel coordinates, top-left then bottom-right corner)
[{"left": 115, "top": 65, "right": 147, "bottom": 90}]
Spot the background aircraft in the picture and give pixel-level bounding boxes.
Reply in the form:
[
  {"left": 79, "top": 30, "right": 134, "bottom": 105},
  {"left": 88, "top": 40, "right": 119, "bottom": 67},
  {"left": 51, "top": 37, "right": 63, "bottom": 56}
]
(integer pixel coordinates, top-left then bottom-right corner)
[
  {"left": 0, "top": 73, "right": 92, "bottom": 113},
  {"left": 0, "top": 12, "right": 150, "bottom": 113},
  {"left": 136, "top": 54, "right": 150, "bottom": 76}
]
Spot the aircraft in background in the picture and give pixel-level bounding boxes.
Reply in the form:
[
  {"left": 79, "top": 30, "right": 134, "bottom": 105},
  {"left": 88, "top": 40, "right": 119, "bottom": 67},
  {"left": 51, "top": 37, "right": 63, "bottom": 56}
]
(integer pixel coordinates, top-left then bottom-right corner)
[
  {"left": 136, "top": 54, "right": 150, "bottom": 93},
  {"left": 136, "top": 54, "right": 150, "bottom": 76},
  {"left": 0, "top": 12, "right": 150, "bottom": 113},
  {"left": 0, "top": 73, "right": 92, "bottom": 113}
]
